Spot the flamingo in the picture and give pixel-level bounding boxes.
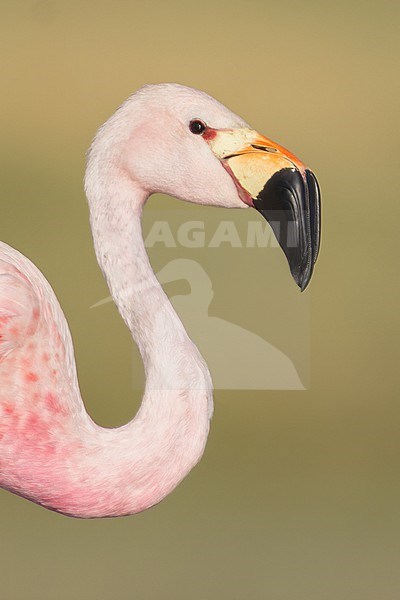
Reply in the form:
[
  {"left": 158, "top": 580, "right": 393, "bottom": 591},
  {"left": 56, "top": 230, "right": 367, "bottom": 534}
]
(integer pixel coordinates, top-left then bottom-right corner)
[{"left": 0, "top": 84, "right": 320, "bottom": 518}]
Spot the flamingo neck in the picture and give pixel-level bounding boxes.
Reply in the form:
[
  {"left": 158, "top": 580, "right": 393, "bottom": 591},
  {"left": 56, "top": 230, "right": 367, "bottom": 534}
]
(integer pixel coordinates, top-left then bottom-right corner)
[{"left": 61, "top": 172, "right": 213, "bottom": 518}]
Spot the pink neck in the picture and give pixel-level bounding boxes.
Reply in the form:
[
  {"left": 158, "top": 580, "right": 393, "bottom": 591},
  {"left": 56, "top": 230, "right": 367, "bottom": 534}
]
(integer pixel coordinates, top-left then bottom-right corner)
[{"left": 54, "top": 173, "right": 213, "bottom": 517}]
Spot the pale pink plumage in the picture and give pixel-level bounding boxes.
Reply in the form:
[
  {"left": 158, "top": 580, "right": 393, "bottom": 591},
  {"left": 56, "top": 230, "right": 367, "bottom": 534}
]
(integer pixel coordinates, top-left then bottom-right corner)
[{"left": 0, "top": 84, "right": 250, "bottom": 517}]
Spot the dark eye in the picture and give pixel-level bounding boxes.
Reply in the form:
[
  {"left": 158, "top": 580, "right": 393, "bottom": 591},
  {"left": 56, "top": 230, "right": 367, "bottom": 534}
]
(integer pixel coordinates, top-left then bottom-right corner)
[{"left": 189, "top": 119, "right": 206, "bottom": 135}]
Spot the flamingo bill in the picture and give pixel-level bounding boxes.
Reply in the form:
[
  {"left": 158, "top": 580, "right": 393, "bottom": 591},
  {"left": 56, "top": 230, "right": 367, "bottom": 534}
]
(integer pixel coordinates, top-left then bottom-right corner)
[{"left": 208, "top": 128, "right": 321, "bottom": 290}]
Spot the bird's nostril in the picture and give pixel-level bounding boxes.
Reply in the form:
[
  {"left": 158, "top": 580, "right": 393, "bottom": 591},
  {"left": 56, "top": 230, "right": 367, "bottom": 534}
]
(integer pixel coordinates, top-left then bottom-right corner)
[{"left": 251, "top": 144, "right": 277, "bottom": 152}]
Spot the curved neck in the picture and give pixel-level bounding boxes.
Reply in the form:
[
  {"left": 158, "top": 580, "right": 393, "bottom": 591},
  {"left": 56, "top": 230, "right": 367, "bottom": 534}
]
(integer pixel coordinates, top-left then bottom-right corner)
[{"left": 59, "top": 172, "right": 213, "bottom": 518}]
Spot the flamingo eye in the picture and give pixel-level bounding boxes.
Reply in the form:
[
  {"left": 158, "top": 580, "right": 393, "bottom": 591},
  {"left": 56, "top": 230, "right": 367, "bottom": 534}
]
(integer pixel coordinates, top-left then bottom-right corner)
[{"left": 189, "top": 119, "right": 206, "bottom": 135}]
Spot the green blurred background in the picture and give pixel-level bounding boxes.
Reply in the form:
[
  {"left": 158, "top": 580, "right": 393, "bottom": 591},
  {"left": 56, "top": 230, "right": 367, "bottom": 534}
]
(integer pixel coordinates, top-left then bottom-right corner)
[{"left": 1, "top": 1, "right": 399, "bottom": 598}]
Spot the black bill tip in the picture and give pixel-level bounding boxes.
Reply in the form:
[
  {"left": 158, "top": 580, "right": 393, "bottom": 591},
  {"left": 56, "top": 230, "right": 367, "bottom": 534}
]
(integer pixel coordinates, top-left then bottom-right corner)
[{"left": 253, "top": 168, "right": 321, "bottom": 291}]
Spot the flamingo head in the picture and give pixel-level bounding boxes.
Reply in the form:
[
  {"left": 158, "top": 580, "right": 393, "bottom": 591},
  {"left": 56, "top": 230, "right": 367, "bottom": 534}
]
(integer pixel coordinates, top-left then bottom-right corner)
[{"left": 89, "top": 83, "right": 321, "bottom": 290}]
